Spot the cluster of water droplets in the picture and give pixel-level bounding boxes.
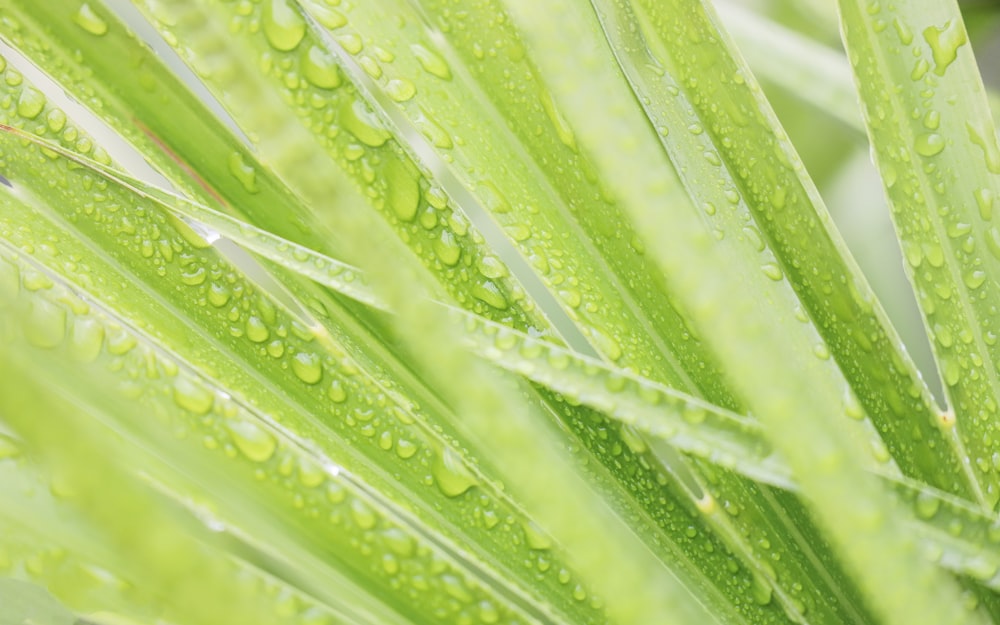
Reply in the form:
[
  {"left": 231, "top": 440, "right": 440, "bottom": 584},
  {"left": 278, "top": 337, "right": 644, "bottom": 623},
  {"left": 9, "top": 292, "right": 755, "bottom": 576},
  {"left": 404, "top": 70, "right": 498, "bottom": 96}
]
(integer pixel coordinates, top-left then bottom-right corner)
[
  {"left": 214, "top": 0, "right": 544, "bottom": 332},
  {"left": 0, "top": 51, "right": 619, "bottom": 621}
]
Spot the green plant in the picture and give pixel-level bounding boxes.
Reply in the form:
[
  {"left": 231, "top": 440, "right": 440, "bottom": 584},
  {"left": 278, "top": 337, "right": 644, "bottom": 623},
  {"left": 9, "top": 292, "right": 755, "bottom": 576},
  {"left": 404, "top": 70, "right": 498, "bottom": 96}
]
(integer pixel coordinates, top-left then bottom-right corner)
[{"left": 0, "top": 0, "right": 999, "bottom": 623}]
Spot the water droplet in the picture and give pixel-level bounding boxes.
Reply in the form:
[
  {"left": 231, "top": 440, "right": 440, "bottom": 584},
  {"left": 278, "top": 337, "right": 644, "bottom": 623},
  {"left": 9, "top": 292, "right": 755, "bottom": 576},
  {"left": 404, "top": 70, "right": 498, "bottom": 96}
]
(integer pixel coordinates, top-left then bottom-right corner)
[
  {"left": 942, "top": 356, "right": 961, "bottom": 386},
  {"left": 590, "top": 327, "right": 623, "bottom": 361},
  {"left": 385, "top": 78, "right": 416, "bottom": 102},
  {"left": 472, "top": 280, "right": 508, "bottom": 309},
  {"left": 16, "top": 88, "right": 45, "bottom": 120},
  {"left": 922, "top": 20, "right": 967, "bottom": 76},
  {"left": 341, "top": 100, "right": 390, "bottom": 147},
  {"left": 411, "top": 44, "right": 451, "bottom": 79},
  {"left": 222, "top": 152, "right": 257, "bottom": 194},
  {"left": 301, "top": 45, "right": 342, "bottom": 89},
  {"left": 246, "top": 315, "right": 269, "bottom": 343},
  {"left": 976, "top": 189, "right": 995, "bottom": 221},
  {"left": 298, "top": 457, "right": 326, "bottom": 487},
  {"left": 414, "top": 108, "right": 453, "bottom": 149},
  {"left": 619, "top": 424, "right": 648, "bottom": 454},
  {"left": 893, "top": 18, "right": 914, "bottom": 45},
  {"left": 761, "top": 263, "right": 783, "bottom": 281},
  {"left": 540, "top": 89, "right": 576, "bottom": 149},
  {"left": 46, "top": 109, "right": 66, "bottom": 133},
  {"left": 914, "top": 491, "right": 940, "bottom": 519},
  {"left": 68, "top": 317, "right": 104, "bottom": 362},
  {"left": 432, "top": 447, "right": 478, "bottom": 497},
  {"left": 350, "top": 499, "right": 377, "bottom": 529},
  {"left": 433, "top": 230, "right": 462, "bottom": 266},
  {"left": 262, "top": 0, "right": 307, "bottom": 52},
  {"left": 395, "top": 439, "right": 417, "bottom": 459},
  {"left": 968, "top": 122, "right": 1000, "bottom": 174},
  {"left": 291, "top": 351, "right": 323, "bottom": 384},
  {"left": 226, "top": 418, "right": 277, "bottom": 463},
  {"left": 173, "top": 377, "right": 214, "bottom": 415},
  {"left": 327, "top": 379, "right": 347, "bottom": 403},
  {"left": 964, "top": 270, "right": 987, "bottom": 290},
  {"left": 915, "top": 132, "right": 945, "bottom": 156},
  {"left": 522, "top": 520, "right": 552, "bottom": 550},
  {"left": 73, "top": 3, "right": 108, "bottom": 36},
  {"left": 382, "top": 527, "right": 415, "bottom": 556}
]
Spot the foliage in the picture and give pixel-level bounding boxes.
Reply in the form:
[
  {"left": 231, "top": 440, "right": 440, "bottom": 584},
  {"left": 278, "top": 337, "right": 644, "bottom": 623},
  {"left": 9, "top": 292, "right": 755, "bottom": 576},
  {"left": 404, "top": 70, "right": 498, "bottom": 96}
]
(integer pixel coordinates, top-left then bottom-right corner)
[{"left": 0, "top": 0, "right": 999, "bottom": 624}]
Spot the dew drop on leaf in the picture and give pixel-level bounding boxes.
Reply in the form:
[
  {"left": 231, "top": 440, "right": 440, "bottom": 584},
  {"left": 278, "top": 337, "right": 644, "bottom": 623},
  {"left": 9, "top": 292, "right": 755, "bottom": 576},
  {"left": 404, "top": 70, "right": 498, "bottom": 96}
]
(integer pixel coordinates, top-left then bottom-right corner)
[
  {"left": 262, "top": 0, "right": 307, "bottom": 52},
  {"left": 73, "top": 3, "right": 108, "bottom": 36},
  {"left": 922, "top": 20, "right": 967, "bottom": 76},
  {"left": 226, "top": 418, "right": 278, "bottom": 463},
  {"left": 411, "top": 44, "right": 451, "bottom": 79},
  {"left": 291, "top": 351, "right": 323, "bottom": 384}
]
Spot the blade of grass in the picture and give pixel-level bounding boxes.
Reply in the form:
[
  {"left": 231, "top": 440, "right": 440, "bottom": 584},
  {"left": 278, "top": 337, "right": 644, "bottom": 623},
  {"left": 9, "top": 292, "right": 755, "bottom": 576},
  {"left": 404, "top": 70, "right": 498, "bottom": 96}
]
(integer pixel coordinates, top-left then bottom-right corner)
[
  {"left": 498, "top": 0, "right": 992, "bottom": 624},
  {"left": 0, "top": 103, "right": 606, "bottom": 625},
  {"left": 837, "top": 0, "right": 1000, "bottom": 509},
  {"left": 0, "top": 13, "right": 767, "bottom": 624},
  {"left": 105, "top": 2, "right": 832, "bottom": 622}
]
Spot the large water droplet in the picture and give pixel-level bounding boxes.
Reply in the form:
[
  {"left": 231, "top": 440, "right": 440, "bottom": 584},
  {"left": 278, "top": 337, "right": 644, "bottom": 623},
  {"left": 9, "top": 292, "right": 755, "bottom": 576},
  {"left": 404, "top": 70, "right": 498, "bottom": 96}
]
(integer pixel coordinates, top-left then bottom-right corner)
[
  {"left": 73, "top": 3, "right": 108, "bottom": 36},
  {"left": 291, "top": 351, "right": 323, "bottom": 384},
  {"left": 922, "top": 20, "right": 967, "bottom": 76},
  {"left": 385, "top": 78, "right": 416, "bottom": 102},
  {"left": 915, "top": 132, "right": 945, "bottom": 156},
  {"left": 350, "top": 499, "right": 377, "bottom": 529},
  {"left": 173, "top": 377, "right": 214, "bottom": 415},
  {"left": 411, "top": 44, "right": 451, "bottom": 79},
  {"left": 68, "top": 317, "right": 104, "bottom": 362},
  {"left": 432, "top": 447, "right": 478, "bottom": 497},
  {"left": 226, "top": 418, "right": 278, "bottom": 463},
  {"left": 341, "top": 100, "right": 390, "bottom": 147},
  {"left": 16, "top": 88, "right": 45, "bottom": 120},
  {"left": 433, "top": 230, "right": 462, "bottom": 266},
  {"left": 262, "top": 0, "right": 307, "bottom": 52}
]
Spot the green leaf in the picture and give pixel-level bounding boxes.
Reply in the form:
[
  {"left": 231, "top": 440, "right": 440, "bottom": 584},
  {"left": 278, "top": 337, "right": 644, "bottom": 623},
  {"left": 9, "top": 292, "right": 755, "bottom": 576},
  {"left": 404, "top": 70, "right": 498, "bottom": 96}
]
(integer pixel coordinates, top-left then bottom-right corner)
[
  {"left": 838, "top": 0, "right": 1000, "bottom": 508},
  {"left": 497, "top": 0, "right": 990, "bottom": 624}
]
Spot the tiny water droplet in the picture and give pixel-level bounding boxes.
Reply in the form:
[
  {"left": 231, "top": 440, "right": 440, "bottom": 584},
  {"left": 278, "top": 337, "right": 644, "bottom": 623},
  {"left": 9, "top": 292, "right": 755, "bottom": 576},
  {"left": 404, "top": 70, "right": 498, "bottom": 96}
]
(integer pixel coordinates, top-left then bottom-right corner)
[{"left": 291, "top": 352, "right": 323, "bottom": 384}]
